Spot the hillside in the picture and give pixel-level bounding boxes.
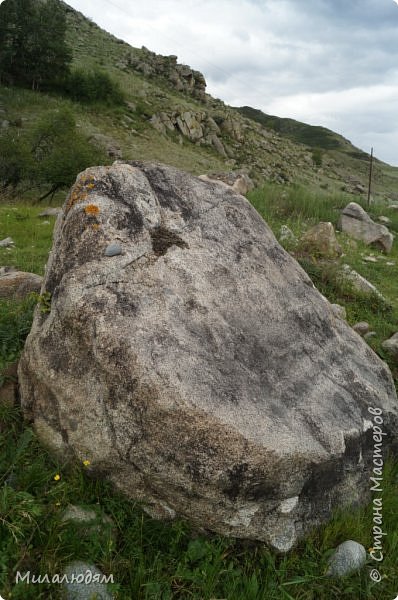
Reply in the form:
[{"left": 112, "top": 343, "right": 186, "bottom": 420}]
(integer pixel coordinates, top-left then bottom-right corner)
[{"left": 1, "top": 0, "right": 398, "bottom": 203}]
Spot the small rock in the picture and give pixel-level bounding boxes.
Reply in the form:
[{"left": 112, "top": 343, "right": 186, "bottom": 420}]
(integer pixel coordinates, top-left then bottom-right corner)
[
  {"left": 38, "top": 207, "right": 62, "bottom": 218},
  {"left": 105, "top": 243, "right": 123, "bottom": 257},
  {"left": 386, "top": 261, "right": 395, "bottom": 266},
  {"left": 0, "top": 271, "right": 43, "bottom": 300},
  {"left": 339, "top": 265, "right": 385, "bottom": 300},
  {"left": 378, "top": 216, "right": 391, "bottom": 225},
  {"left": 61, "top": 504, "right": 115, "bottom": 539},
  {"left": 0, "top": 266, "right": 17, "bottom": 275},
  {"left": 352, "top": 322, "right": 370, "bottom": 336},
  {"left": 41, "top": 220, "right": 50, "bottom": 225},
  {"left": 63, "top": 561, "right": 114, "bottom": 599},
  {"left": 331, "top": 303, "right": 346, "bottom": 320},
  {"left": 363, "top": 256, "right": 378, "bottom": 263},
  {"left": 279, "top": 225, "right": 298, "bottom": 245},
  {"left": 0, "top": 237, "right": 15, "bottom": 248},
  {"left": 299, "top": 222, "right": 342, "bottom": 258},
  {"left": 326, "top": 540, "right": 367, "bottom": 577},
  {"left": 381, "top": 332, "right": 398, "bottom": 357},
  {"left": 364, "top": 331, "right": 377, "bottom": 340}
]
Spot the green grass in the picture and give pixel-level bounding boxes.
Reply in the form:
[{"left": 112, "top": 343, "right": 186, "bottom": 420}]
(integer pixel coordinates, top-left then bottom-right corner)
[
  {"left": 0, "top": 202, "right": 58, "bottom": 275},
  {"left": 1, "top": 400, "right": 397, "bottom": 599},
  {"left": 1, "top": 192, "right": 398, "bottom": 598}
]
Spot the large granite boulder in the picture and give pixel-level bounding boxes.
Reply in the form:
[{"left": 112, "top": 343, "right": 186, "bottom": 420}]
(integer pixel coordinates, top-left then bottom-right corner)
[
  {"left": 339, "top": 202, "right": 394, "bottom": 253},
  {"left": 18, "top": 162, "right": 398, "bottom": 552}
]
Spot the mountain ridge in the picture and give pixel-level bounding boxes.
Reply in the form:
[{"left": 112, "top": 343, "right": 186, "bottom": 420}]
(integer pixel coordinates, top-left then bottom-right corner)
[{"left": 2, "top": 0, "right": 398, "bottom": 202}]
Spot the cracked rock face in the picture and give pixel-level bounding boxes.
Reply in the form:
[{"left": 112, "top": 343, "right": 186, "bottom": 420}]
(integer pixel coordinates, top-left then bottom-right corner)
[{"left": 19, "top": 161, "right": 398, "bottom": 552}]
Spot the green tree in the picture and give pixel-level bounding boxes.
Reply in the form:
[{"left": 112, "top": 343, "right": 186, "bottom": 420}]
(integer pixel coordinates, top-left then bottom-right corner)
[
  {"left": 29, "top": 108, "right": 106, "bottom": 199},
  {"left": 0, "top": 109, "right": 106, "bottom": 199},
  {"left": 0, "top": 0, "right": 71, "bottom": 89}
]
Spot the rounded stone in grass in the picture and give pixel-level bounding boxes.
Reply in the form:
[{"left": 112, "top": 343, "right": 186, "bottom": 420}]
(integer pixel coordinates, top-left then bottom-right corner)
[
  {"left": 105, "top": 243, "right": 123, "bottom": 257},
  {"left": 63, "top": 561, "right": 114, "bottom": 599},
  {"left": 326, "top": 540, "right": 367, "bottom": 577}
]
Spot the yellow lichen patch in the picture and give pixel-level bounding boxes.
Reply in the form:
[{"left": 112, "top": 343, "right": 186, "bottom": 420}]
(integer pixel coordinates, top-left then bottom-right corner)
[
  {"left": 91, "top": 223, "right": 100, "bottom": 231},
  {"left": 84, "top": 204, "right": 100, "bottom": 216}
]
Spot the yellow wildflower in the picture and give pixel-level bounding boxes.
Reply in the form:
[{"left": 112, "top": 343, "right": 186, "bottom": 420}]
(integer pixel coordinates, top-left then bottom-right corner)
[
  {"left": 54, "top": 474, "right": 61, "bottom": 481},
  {"left": 83, "top": 459, "right": 91, "bottom": 467}
]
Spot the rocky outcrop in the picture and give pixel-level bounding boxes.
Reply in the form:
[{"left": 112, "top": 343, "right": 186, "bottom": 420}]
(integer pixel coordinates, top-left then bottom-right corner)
[
  {"left": 339, "top": 202, "right": 394, "bottom": 253},
  {"left": 128, "top": 48, "right": 206, "bottom": 102},
  {"left": 19, "top": 162, "right": 398, "bottom": 553},
  {"left": 150, "top": 109, "right": 228, "bottom": 156}
]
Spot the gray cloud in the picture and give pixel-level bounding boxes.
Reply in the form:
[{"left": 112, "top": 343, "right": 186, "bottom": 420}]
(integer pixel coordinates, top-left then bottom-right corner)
[{"left": 66, "top": 0, "right": 398, "bottom": 165}]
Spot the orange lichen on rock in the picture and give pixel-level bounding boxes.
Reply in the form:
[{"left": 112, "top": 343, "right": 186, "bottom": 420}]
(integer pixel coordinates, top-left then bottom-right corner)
[
  {"left": 84, "top": 204, "right": 100, "bottom": 216},
  {"left": 65, "top": 174, "right": 96, "bottom": 213}
]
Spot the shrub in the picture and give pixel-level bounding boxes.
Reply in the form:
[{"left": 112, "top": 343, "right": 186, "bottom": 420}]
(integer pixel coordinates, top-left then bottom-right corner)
[{"left": 61, "top": 68, "right": 124, "bottom": 105}]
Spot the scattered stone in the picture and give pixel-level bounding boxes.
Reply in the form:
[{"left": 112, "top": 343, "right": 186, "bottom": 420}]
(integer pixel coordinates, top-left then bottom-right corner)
[
  {"left": 386, "top": 261, "right": 396, "bottom": 266},
  {"left": 363, "top": 255, "right": 378, "bottom": 263},
  {"left": 1, "top": 120, "right": 9, "bottom": 129},
  {"left": 364, "top": 331, "right": 377, "bottom": 341},
  {"left": 105, "top": 243, "right": 123, "bottom": 257},
  {"left": 279, "top": 225, "right": 298, "bottom": 246},
  {"left": 331, "top": 303, "right": 346, "bottom": 320},
  {"left": 381, "top": 333, "right": 398, "bottom": 357},
  {"left": 19, "top": 161, "right": 398, "bottom": 554},
  {"left": 90, "top": 133, "right": 122, "bottom": 159},
  {"left": 38, "top": 207, "right": 62, "bottom": 218},
  {"left": 199, "top": 172, "right": 254, "bottom": 196},
  {"left": 299, "top": 222, "right": 342, "bottom": 258},
  {"left": 339, "top": 202, "right": 393, "bottom": 253},
  {"left": 339, "top": 265, "right": 385, "bottom": 300},
  {"left": 63, "top": 561, "right": 114, "bottom": 600},
  {"left": 0, "top": 266, "right": 17, "bottom": 275},
  {"left": 326, "top": 540, "right": 367, "bottom": 577},
  {"left": 378, "top": 216, "right": 391, "bottom": 225},
  {"left": 352, "top": 322, "right": 370, "bottom": 336},
  {"left": 61, "top": 504, "right": 116, "bottom": 540},
  {"left": 0, "top": 237, "right": 15, "bottom": 248},
  {"left": 0, "top": 271, "right": 43, "bottom": 300}
]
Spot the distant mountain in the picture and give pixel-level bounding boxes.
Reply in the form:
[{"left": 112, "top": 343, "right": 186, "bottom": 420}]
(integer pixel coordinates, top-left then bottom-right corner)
[{"left": 1, "top": 0, "right": 397, "bottom": 202}]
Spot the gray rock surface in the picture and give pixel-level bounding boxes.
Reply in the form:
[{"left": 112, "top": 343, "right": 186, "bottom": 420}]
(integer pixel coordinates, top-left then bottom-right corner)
[
  {"left": 331, "top": 303, "right": 346, "bottom": 320},
  {"left": 326, "top": 540, "right": 367, "bottom": 577},
  {"left": 0, "top": 237, "right": 15, "bottom": 248},
  {"left": 279, "top": 225, "right": 298, "bottom": 246},
  {"left": 0, "top": 270, "right": 43, "bottom": 300},
  {"left": 352, "top": 322, "right": 370, "bottom": 336},
  {"left": 339, "top": 202, "right": 394, "bottom": 253},
  {"left": 19, "top": 161, "right": 398, "bottom": 553},
  {"left": 38, "top": 207, "right": 62, "bottom": 218},
  {"left": 339, "top": 265, "right": 385, "bottom": 299},
  {"left": 63, "top": 561, "right": 114, "bottom": 600},
  {"left": 382, "top": 332, "right": 398, "bottom": 357},
  {"left": 299, "top": 222, "right": 342, "bottom": 258}
]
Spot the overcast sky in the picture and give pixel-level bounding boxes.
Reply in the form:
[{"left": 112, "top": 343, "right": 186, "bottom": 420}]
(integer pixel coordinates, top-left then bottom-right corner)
[{"left": 66, "top": 0, "right": 398, "bottom": 165}]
